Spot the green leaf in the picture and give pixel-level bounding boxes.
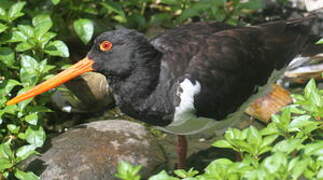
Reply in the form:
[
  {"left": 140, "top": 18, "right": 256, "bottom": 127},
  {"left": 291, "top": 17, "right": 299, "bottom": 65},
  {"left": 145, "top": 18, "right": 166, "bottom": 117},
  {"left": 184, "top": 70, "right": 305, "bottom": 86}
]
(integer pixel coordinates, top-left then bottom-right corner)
[
  {"left": 305, "top": 79, "right": 316, "bottom": 98},
  {"left": 8, "top": 2, "right": 26, "bottom": 21},
  {"left": 100, "top": 2, "right": 126, "bottom": 18},
  {"left": 0, "top": 79, "right": 21, "bottom": 97},
  {"left": 24, "top": 113, "right": 38, "bottom": 125},
  {"left": 273, "top": 139, "right": 303, "bottom": 154},
  {"left": 304, "top": 142, "right": 323, "bottom": 156},
  {"left": 259, "top": 135, "right": 278, "bottom": 154},
  {"left": 316, "top": 38, "right": 323, "bottom": 44},
  {"left": 0, "top": 141, "right": 14, "bottom": 160},
  {"left": 115, "top": 161, "right": 142, "bottom": 180},
  {"left": 240, "top": 0, "right": 264, "bottom": 10},
  {"left": 174, "top": 168, "right": 198, "bottom": 178},
  {"left": 51, "top": 0, "right": 61, "bottom": 5},
  {"left": 16, "top": 145, "right": 37, "bottom": 162},
  {"left": 0, "top": 23, "right": 7, "bottom": 33},
  {"left": 148, "top": 170, "right": 179, "bottom": 180},
  {"left": 20, "top": 55, "right": 39, "bottom": 86},
  {"left": 32, "top": 14, "right": 53, "bottom": 38},
  {"left": 150, "top": 13, "right": 172, "bottom": 25},
  {"left": 7, "top": 124, "right": 20, "bottom": 134},
  {"left": 17, "top": 25, "right": 34, "bottom": 38},
  {"left": 73, "top": 19, "right": 94, "bottom": 44},
  {"left": 260, "top": 123, "right": 279, "bottom": 136},
  {"left": 288, "top": 157, "right": 309, "bottom": 179},
  {"left": 204, "top": 158, "right": 234, "bottom": 178},
  {"left": 14, "top": 169, "right": 39, "bottom": 180},
  {"left": 44, "top": 40, "right": 69, "bottom": 57},
  {"left": 0, "top": 47, "right": 15, "bottom": 67},
  {"left": 3, "top": 104, "right": 17, "bottom": 114},
  {"left": 0, "top": 157, "right": 13, "bottom": 171},
  {"left": 7, "top": 31, "right": 28, "bottom": 42},
  {"left": 17, "top": 87, "right": 34, "bottom": 110},
  {"left": 262, "top": 152, "right": 287, "bottom": 174},
  {"left": 15, "top": 42, "right": 34, "bottom": 52},
  {"left": 25, "top": 126, "right": 46, "bottom": 147},
  {"left": 212, "top": 140, "right": 233, "bottom": 149},
  {"left": 289, "top": 115, "right": 317, "bottom": 130},
  {"left": 0, "top": 7, "right": 7, "bottom": 21},
  {"left": 39, "top": 32, "right": 56, "bottom": 48},
  {"left": 160, "top": 0, "right": 179, "bottom": 5},
  {"left": 179, "top": 7, "right": 200, "bottom": 22},
  {"left": 247, "top": 126, "right": 262, "bottom": 147}
]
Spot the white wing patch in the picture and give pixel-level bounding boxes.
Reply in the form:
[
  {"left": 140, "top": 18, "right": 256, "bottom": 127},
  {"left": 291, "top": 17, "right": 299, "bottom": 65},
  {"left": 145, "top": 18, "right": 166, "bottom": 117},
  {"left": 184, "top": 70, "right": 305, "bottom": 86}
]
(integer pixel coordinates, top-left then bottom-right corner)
[
  {"left": 175, "top": 78, "right": 201, "bottom": 117},
  {"left": 157, "top": 78, "right": 218, "bottom": 135}
]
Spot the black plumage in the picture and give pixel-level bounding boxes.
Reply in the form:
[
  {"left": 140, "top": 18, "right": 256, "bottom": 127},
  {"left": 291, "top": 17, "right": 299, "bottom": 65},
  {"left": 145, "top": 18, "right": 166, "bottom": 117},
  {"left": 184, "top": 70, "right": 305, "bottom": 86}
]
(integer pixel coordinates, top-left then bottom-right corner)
[{"left": 88, "top": 15, "right": 315, "bottom": 129}]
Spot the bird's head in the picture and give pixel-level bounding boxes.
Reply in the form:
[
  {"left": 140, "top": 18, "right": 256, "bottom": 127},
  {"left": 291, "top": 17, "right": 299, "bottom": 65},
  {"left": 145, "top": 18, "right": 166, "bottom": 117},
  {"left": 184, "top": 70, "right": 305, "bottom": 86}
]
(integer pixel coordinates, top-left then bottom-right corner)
[{"left": 6, "top": 29, "right": 157, "bottom": 106}]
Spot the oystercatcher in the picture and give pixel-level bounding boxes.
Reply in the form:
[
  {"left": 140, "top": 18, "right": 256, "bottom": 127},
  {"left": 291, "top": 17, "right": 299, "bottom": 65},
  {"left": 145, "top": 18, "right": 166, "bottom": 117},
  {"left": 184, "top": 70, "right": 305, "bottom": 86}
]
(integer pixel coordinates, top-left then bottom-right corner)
[{"left": 7, "top": 15, "right": 316, "bottom": 168}]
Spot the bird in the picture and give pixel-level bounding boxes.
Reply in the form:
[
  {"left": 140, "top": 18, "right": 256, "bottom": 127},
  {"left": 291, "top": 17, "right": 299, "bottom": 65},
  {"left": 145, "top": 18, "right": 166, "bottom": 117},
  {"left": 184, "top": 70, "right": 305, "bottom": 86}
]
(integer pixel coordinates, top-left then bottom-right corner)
[{"left": 6, "top": 14, "right": 316, "bottom": 168}]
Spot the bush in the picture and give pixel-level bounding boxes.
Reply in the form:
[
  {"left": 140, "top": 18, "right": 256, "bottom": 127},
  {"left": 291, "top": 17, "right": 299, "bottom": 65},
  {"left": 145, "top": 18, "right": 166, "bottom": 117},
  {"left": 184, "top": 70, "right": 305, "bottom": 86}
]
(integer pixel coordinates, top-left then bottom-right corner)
[
  {"left": 0, "top": 1, "right": 70, "bottom": 179},
  {"left": 116, "top": 79, "right": 323, "bottom": 180}
]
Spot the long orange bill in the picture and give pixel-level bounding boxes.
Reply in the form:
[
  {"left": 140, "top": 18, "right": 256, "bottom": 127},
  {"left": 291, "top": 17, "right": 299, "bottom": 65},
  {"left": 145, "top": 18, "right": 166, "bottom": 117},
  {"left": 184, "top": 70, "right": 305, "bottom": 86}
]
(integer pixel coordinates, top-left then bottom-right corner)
[{"left": 6, "top": 57, "right": 95, "bottom": 106}]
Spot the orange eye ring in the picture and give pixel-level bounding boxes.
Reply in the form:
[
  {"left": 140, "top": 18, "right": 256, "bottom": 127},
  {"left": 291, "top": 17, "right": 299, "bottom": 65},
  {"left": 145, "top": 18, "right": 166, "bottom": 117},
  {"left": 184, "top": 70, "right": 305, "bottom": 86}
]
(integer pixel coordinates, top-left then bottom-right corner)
[{"left": 100, "top": 41, "right": 113, "bottom": 51}]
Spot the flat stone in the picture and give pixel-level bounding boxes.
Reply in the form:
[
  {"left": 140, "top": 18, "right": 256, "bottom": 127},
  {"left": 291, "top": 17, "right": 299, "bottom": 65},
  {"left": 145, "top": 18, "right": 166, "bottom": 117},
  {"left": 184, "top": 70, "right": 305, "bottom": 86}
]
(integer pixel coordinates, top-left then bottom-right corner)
[
  {"left": 20, "top": 120, "right": 167, "bottom": 180},
  {"left": 51, "top": 72, "right": 114, "bottom": 113}
]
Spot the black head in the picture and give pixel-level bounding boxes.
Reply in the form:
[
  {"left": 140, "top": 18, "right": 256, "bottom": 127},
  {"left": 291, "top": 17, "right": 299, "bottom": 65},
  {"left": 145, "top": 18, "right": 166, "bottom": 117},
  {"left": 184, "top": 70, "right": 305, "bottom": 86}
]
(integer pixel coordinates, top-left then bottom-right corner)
[{"left": 88, "top": 29, "right": 160, "bottom": 80}]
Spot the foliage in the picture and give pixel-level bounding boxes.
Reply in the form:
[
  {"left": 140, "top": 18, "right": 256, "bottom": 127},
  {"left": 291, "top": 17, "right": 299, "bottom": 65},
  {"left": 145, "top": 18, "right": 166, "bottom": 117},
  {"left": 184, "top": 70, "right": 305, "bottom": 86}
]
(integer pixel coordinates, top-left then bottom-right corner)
[
  {"left": 116, "top": 79, "right": 323, "bottom": 179},
  {"left": 0, "top": 1, "right": 69, "bottom": 179}
]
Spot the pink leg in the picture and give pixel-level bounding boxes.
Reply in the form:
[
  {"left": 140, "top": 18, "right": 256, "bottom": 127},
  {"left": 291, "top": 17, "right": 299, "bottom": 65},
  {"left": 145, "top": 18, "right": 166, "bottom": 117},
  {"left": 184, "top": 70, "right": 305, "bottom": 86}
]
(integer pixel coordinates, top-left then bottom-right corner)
[{"left": 176, "top": 135, "right": 187, "bottom": 169}]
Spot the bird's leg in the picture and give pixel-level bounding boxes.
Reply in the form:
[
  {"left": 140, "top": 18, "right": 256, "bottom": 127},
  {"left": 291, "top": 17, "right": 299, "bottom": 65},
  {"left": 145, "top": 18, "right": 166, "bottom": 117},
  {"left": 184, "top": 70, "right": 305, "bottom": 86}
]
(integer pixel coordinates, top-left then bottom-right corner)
[{"left": 176, "top": 135, "right": 187, "bottom": 169}]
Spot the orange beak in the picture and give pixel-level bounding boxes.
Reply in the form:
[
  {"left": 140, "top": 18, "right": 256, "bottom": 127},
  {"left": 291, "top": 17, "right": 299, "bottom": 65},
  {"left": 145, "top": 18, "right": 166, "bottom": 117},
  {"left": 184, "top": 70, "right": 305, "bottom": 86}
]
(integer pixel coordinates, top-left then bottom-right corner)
[{"left": 6, "top": 57, "right": 95, "bottom": 106}]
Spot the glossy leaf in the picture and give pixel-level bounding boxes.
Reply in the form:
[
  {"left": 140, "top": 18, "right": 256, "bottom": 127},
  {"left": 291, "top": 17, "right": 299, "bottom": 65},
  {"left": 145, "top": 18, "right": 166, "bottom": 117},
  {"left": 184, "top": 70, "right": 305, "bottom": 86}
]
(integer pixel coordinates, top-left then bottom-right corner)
[
  {"left": 32, "top": 14, "right": 53, "bottom": 38},
  {"left": 73, "top": 19, "right": 94, "bottom": 44},
  {"left": 8, "top": 2, "right": 26, "bottom": 21},
  {"left": 272, "top": 139, "right": 303, "bottom": 154},
  {"left": 15, "top": 42, "right": 34, "bottom": 52},
  {"left": 14, "top": 169, "right": 39, "bottom": 180},
  {"left": 25, "top": 126, "right": 46, "bottom": 148},
  {"left": 0, "top": 47, "right": 15, "bottom": 67},
  {"left": 0, "top": 79, "right": 21, "bottom": 97},
  {"left": 212, "top": 140, "right": 233, "bottom": 149},
  {"left": 51, "top": 0, "right": 61, "bottom": 5},
  {"left": 0, "top": 141, "right": 14, "bottom": 160},
  {"left": 0, "top": 158, "right": 13, "bottom": 171},
  {"left": 0, "top": 23, "right": 7, "bottom": 33},
  {"left": 44, "top": 40, "right": 69, "bottom": 57},
  {"left": 24, "top": 113, "right": 38, "bottom": 125},
  {"left": 148, "top": 170, "right": 179, "bottom": 180},
  {"left": 20, "top": 55, "right": 39, "bottom": 86},
  {"left": 7, "top": 124, "right": 20, "bottom": 134},
  {"left": 7, "top": 31, "right": 28, "bottom": 42},
  {"left": 16, "top": 145, "right": 37, "bottom": 162},
  {"left": 115, "top": 161, "right": 142, "bottom": 180}
]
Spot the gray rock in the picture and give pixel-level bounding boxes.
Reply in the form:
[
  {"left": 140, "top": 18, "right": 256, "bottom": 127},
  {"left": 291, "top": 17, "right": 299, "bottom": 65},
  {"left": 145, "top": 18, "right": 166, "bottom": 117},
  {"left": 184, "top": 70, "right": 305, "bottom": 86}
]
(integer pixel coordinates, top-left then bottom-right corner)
[
  {"left": 20, "top": 120, "right": 167, "bottom": 180},
  {"left": 51, "top": 72, "right": 114, "bottom": 113}
]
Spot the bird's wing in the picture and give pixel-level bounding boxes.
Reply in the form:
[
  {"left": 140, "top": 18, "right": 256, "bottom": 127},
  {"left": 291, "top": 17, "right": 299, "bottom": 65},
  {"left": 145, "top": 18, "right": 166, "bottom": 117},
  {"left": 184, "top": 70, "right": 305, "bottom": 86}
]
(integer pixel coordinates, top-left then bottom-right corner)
[
  {"left": 177, "top": 16, "right": 315, "bottom": 120},
  {"left": 150, "top": 22, "right": 235, "bottom": 77}
]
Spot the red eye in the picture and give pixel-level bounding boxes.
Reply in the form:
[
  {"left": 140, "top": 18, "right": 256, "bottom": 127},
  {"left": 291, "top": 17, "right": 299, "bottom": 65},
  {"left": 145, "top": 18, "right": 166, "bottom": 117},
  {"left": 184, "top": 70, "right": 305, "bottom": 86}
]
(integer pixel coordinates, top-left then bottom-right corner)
[{"left": 100, "top": 41, "right": 113, "bottom": 51}]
